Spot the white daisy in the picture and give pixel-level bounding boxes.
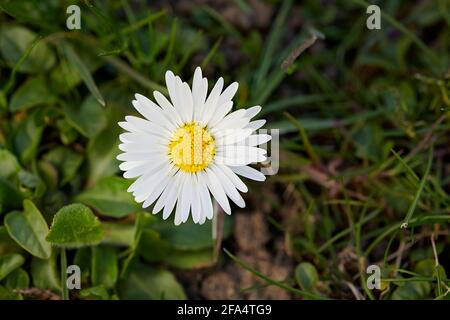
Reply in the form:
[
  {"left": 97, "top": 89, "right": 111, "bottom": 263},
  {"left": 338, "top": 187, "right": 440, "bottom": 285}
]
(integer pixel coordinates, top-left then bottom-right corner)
[{"left": 117, "top": 67, "right": 270, "bottom": 225}]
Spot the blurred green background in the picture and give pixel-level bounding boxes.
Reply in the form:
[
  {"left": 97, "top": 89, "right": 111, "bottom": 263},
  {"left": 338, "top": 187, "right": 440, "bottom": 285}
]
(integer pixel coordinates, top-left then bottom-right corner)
[{"left": 0, "top": 0, "right": 449, "bottom": 300}]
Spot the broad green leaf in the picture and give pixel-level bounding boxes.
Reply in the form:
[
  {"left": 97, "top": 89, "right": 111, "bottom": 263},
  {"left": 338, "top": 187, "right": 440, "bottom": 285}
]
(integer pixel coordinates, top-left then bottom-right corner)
[
  {"left": 86, "top": 108, "right": 121, "bottom": 187},
  {"left": 46, "top": 203, "right": 104, "bottom": 248},
  {"left": 50, "top": 46, "right": 103, "bottom": 94},
  {"left": 0, "top": 0, "right": 59, "bottom": 30},
  {"left": 4, "top": 200, "right": 51, "bottom": 259},
  {"left": 0, "top": 25, "right": 55, "bottom": 73},
  {"left": 0, "top": 253, "right": 25, "bottom": 281},
  {"left": 76, "top": 176, "right": 139, "bottom": 218},
  {"left": 91, "top": 246, "right": 118, "bottom": 289},
  {"left": 42, "top": 146, "right": 83, "bottom": 186},
  {"left": 31, "top": 253, "right": 61, "bottom": 293},
  {"left": 0, "top": 226, "right": 23, "bottom": 255},
  {"left": 391, "top": 281, "right": 431, "bottom": 300},
  {"left": 5, "top": 268, "right": 29, "bottom": 290},
  {"left": 9, "top": 76, "right": 55, "bottom": 112},
  {"left": 118, "top": 264, "right": 186, "bottom": 300},
  {"left": 391, "top": 260, "right": 435, "bottom": 300},
  {"left": 0, "top": 178, "right": 23, "bottom": 212},
  {"left": 102, "top": 222, "right": 135, "bottom": 246},
  {"left": 0, "top": 285, "right": 22, "bottom": 300},
  {"left": 295, "top": 262, "right": 319, "bottom": 291},
  {"left": 0, "top": 149, "right": 21, "bottom": 178},
  {"left": 79, "top": 285, "right": 110, "bottom": 300},
  {"left": 64, "top": 95, "right": 107, "bottom": 138},
  {"left": 62, "top": 42, "right": 105, "bottom": 106},
  {"left": 13, "top": 107, "right": 46, "bottom": 163},
  {"left": 152, "top": 216, "right": 233, "bottom": 251},
  {"left": 138, "top": 230, "right": 171, "bottom": 262},
  {"left": 74, "top": 247, "right": 91, "bottom": 283},
  {"left": 164, "top": 249, "right": 215, "bottom": 269}
]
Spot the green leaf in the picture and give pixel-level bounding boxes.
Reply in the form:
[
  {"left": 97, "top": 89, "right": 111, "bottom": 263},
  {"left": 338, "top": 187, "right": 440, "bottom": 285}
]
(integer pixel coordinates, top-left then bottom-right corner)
[
  {"left": 164, "top": 249, "right": 215, "bottom": 269},
  {"left": 5, "top": 268, "right": 30, "bottom": 290},
  {"left": 0, "top": 285, "right": 22, "bottom": 300},
  {"left": 0, "top": 178, "right": 23, "bottom": 213},
  {"left": 62, "top": 42, "right": 105, "bottom": 106},
  {"left": 0, "top": 1, "right": 59, "bottom": 30},
  {"left": 13, "top": 108, "right": 46, "bottom": 163},
  {"left": 391, "top": 260, "right": 435, "bottom": 300},
  {"left": 0, "top": 149, "right": 21, "bottom": 178},
  {"left": 295, "top": 262, "right": 319, "bottom": 292},
  {"left": 46, "top": 203, "right": 104, "bottom": 248},
  {"left": 118, "top": 264, "right": 186, "bottom": 300},
  {"left": 5, "top": 200, "right": 51, "bottom": 259},
  {"left": 64, "top": 95, "right": 107, "bottom": 138},
  {"left": 9, "top": 76, "right": 56, "bottom": 112},
  {"left": 91, "top": 246, "right": 118, "bottom": 289},
  {"left": 79, "top": 285, "right": 110, "bottom": 300},
  {"left": 0, "top": 226, "right": 23, "bottom": 255},
  {"left": 137, "top": 230, "right": 171, "bottom": 262},
  {"left": 0, "top": 253, "right": 25, "bottom": 281},
  {"left": 74, "top": 247, "right": 91, "bottom": 283},
  {"left": 31, "top": 254, "right": 61, "bottom": 293},
  {"left": 76, "top": 176, "right": 139, "bottom": 218},
  {"left": 86, "top": 109, "right": 121, "bottom": 187},
  {"left": 0, "top": 25, "right": 55, "bottom": 73},
  {"left": 102, "top": 222, "right": 135, "bottom": 246},
  {"left": 152, "top": 216, "right": 233, "bottom": 251},
  {"left": 42, "top": 146, "right": 83, "bottom": 186}
]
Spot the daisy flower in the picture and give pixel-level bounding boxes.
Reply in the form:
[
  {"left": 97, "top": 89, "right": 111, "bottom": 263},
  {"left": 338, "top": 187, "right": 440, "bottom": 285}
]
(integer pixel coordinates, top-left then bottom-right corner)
[{"left": 117, "top": 67, "right": 271, "bottom": 225}]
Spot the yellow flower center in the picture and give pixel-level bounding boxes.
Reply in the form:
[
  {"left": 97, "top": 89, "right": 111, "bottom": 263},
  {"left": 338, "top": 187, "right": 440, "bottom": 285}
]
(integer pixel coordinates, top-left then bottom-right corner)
[{"left": 168, "top": 123, "right": 216, "bottom": 173}]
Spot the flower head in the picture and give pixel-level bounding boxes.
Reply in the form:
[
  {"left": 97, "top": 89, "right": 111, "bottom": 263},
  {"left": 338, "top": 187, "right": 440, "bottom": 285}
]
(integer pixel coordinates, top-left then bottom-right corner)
[{"left": 118, "top": 67, "right": 270, "bottom": 225}]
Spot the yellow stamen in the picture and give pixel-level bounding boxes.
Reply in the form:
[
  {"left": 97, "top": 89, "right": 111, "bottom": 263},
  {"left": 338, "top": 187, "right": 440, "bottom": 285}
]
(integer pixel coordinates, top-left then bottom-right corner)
[{"left": 168, "top": 122, "right": 216, "bottom": 173}]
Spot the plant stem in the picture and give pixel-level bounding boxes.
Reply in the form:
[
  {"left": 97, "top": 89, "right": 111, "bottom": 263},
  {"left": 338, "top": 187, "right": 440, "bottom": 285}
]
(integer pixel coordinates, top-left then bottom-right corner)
[
  {"left": 212, "top": 201, "right": 224, "bottom": 263},
  {"left": 60, "top": 248, "right": 69, "bottom": 300}
]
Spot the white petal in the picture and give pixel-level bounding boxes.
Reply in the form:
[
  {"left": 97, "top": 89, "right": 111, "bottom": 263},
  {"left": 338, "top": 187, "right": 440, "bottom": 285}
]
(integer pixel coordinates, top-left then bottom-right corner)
[
  {"left": 175, "top": 174, "right": 191, "bottom": 225},
  {"left": 208, "top": 101, "right": 233, "bottom": 127},
  {"left": 175, "top": 76, "right": 190, "bottom": 122},
  {"left": 211, "top": 165, "right": 245, "bottom": 208},
  {"left": 141, "top": 167, "right": 178, "bottom": 207},
  {"left": 245, "top": 119, "right": 266, "bottom": 131},
  {"left": 211, "top": 109, "right": 248, "bottom": 133},
  {"left": 118, "top": 142, "right": 167, "bottom": 153},
  {"left": 245, "top": 105, "right": 262, "bottom": 119},
  {"left": 194, "top": 78, "right": 208, "bottom": 121},
  {"left": 153, "top": 91, "right": 182, "bottom": 126},
  {"left": 243, "top": 134, "right": 272, "bottom": 147},
  {"left": 191, "top": 174, "right": 201, "bottom": 223},
  {"left": 218, "top": 82, "right": 238, "bottom": 106},
  {"left": 181, "top": 82, "right": 194, "bottom": 122},
  {"left": 134, "top": 167, "right": 170, "bottom": 203},
  {"left": 119, "top": 160, "right": 152, "bottom": 171},
  {"left": 216, "top": 164, "right": 248, "bottom": 192},
  {"left": 215, "top": 129, "right": 253, "bottom": 145},
  {"left": 216, "top": 146, "right": 267, "bottom": 166},
  {"left": 200, "top": 77, "right": 223, "bottom": 125},
  {"left": 119, "top": 132, "right": 168, "bottom": 145},
  {"left": 203, "top": 169, "right": 231, "bottom": 214},
  {"left": 133, "top": 94, "right": 175, "bottom": 131},
  {"left": 163, "top": 172, "right": 185, "bottom": 220},
  {"left": 123, "top": 157, "right": 167, "bottom": 179},
  {"left": 231, "top": 165, "right": 266, "bottom": 181},
  {"left": 117, "top": 151, "right": 163, "bottom": 162},
  {"left": 197, "top": 172, "right": 213, "bottom": 220},
  {"left": 153, "top": 173, "right": 177, "bottom": 214},
  {"left": 124, "top": 116, "right": 171, "bottom": 138}
]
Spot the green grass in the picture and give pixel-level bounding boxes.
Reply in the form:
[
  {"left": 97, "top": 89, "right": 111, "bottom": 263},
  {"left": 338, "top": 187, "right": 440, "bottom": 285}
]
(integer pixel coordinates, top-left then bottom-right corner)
[{"left": 0, "top": 0, "right": 449, "bottom": 300}]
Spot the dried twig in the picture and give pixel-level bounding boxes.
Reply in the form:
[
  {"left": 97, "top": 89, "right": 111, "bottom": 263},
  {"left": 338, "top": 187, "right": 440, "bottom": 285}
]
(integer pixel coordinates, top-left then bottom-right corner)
[{"left": 281, "top": 30, "right": 324, "bottom": 70}]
